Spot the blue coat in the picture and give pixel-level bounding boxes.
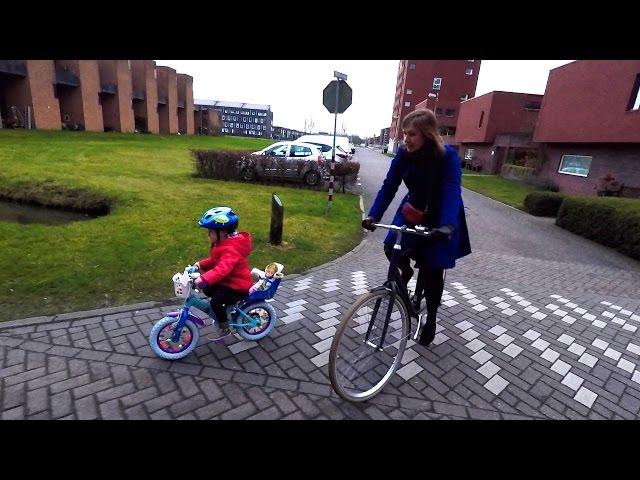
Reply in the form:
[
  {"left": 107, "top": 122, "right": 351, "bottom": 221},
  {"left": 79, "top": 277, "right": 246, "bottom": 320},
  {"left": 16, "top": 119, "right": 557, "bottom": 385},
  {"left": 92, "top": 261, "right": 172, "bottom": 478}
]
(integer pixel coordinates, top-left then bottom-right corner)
[{"left": 368, "top": 144, "right": 471, "bottom": 269}]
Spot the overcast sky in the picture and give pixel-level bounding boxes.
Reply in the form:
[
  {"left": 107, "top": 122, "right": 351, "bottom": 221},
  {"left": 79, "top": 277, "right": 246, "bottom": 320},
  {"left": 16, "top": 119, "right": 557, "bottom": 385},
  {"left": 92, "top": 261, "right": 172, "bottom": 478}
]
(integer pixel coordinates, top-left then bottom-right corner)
[{"left": 157, "top": 60, "right": 574, "bottom": 139}]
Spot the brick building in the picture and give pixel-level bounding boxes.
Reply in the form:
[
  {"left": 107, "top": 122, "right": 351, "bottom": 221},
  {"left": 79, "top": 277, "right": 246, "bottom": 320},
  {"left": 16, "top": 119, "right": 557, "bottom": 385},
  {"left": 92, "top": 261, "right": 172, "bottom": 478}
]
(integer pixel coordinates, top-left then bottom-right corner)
[
  {"left": 388, "top": 60, "right": 481, "bottom": 152},
  {"left": 455, "top": 91, "right": 543, "bottom": 174},
  {"left": 533, "top": 60, "right": 640, "bottom": 197},
  {"left": 196, "top": 99, "right": 273, "bottom": 138}
]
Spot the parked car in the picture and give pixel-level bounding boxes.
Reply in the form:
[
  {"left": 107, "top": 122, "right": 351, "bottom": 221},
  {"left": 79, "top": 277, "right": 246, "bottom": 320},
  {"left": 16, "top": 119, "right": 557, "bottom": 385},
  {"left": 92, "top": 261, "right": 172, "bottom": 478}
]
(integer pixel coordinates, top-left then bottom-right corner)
[
  {"left": 349, "top": 143, "right": 356, "bottom": 154},
  {"left": 248, "top": 141, "right": 326, "bottom": 185},
  {"left": 296, "top": 134, "right": 353, "bottom": 161}
]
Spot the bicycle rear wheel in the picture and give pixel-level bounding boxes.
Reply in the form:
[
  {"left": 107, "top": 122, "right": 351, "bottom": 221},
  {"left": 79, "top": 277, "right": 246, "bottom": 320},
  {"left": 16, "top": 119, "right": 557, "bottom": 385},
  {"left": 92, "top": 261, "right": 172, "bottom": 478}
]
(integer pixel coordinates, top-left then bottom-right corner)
[{"left": 329, "top": 289, "right": 410, "bottom": 402}]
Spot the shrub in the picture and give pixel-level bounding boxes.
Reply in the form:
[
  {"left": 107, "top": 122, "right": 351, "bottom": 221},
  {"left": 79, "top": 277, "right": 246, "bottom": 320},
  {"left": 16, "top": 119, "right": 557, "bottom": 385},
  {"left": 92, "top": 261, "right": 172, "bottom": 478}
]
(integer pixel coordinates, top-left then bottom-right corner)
[
  {"left": 332, "top": 161, "right": 360, "bottom": 193},
  {"left": 192, "top": 149, "right": 251, "bottom": 180},
  {"left": 523, "top": 191, "right": 567, "bottom": 217},
  {"left": 596, "top": 173, "right": 622, "bottom": 197},
  {"left": 556, "top": 196, "right": 640, "bottom": 260}
]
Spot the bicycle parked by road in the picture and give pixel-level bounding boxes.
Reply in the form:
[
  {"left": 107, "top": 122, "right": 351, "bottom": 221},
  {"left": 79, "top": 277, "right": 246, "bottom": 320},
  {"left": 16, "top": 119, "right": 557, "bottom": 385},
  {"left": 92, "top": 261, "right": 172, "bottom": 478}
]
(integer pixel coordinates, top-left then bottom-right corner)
[
  {"left": 149, "top": 265, "right": 281, "bottom": 360},
  {"left": 328, "top": 223, "right": 434, "bottom": 402}
]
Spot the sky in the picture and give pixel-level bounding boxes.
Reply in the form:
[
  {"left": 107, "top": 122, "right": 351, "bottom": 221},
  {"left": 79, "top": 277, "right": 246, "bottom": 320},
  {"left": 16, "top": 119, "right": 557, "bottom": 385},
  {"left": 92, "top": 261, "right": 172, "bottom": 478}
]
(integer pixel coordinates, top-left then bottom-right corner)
[{"left": 157, "top": 60, "right": 574, "bottom": 139}]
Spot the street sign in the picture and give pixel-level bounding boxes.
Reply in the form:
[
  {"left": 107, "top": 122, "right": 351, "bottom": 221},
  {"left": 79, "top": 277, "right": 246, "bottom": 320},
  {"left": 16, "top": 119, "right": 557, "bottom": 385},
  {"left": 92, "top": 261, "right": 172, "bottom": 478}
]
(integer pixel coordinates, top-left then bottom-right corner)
[{"left": 323, "top": 80, "right": 352, "bottom": 114}]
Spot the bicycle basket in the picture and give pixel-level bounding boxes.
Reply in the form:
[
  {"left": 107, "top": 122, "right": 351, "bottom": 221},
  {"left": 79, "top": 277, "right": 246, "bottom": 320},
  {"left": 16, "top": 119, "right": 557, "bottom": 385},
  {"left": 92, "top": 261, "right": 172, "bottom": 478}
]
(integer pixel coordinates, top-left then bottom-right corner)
[{"left": 172, "top": 272, "right": 192, "bottom": 299}]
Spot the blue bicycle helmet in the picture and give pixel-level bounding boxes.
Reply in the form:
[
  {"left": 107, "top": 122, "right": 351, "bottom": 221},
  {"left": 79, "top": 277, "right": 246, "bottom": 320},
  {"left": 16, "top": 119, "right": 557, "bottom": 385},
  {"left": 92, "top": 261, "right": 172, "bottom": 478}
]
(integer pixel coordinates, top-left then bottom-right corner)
[{"left": 198, "top": 206, "right": 239, "bottom": 231}]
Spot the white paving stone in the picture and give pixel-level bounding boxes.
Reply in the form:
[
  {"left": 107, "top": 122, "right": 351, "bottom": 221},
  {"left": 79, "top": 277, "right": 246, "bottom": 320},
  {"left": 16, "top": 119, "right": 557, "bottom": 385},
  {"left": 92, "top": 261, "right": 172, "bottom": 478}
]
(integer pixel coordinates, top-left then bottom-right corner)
[
  {"left": 470, "top": 349, "right": 492, "bottom": 364},
  {"left": 574, "top": 387, "right": 598, "bottom": 408},
  {"left": 495, "top": 334, "right": 515, "bottom": 346},
  {"left": 318, "top": 309, "right": 340, "bottom": 320},
  {"left": 532, "top": 312, "right": 547, "bottom": 320},
  {"left": 561, "top": 372, "right": 584, "bottom": 391},
  {"left": 600, "top": 301, "right": 612, "bottom": 306},
  {"left": 442, "top": 300, "right": 459, "bottom": 307},
  {"left": 397, "top": 361, "right": 423, "bottom": 381},
  {"left": 512, "top": 296, "right": 524, "bottom": 301},
  {"left": 545, "top": 303, "right": 560, "bottom": 310},
  {"left": 604, "top": 348, "right": 622, "bottom": 361},
  {"left": 286, "top": 299, "right": 308, "bottom": 308},
  {"left": 465, "top": 338, "right": 486, "bottom": 352},
  {"left": 631, "top": 314, "right": 640, "bottom": 321},
  {"left": 573, "top": 307, "right": 587, "bottom": 315},
  {"left": 315, "top": 327, "right": 336, "bottom": 340},
  {"left": 611, "top": 305, "right": 622, "bottom": 310},
  {"left": 592, "top": 338, "right": 609, "bottom": 350},
  {"left": 293, "top": 286, "right": 311, "bottom": 291},
  {"left": 478, "top": 361, "right": 500, "bottom": 378},
  {"left": 495, "top": 302, "right": 510, "bottom": 309},
  {"left": 489, "top": 296, "right": 505, "bottom": 303},
  {"left": 503, "top": 343, "right": 523, "bottom": 358},
  {"left": 321, "top": 286, "right": 340, "bottom": 292},
  {"left": 524, "top": 306, "right": 539, "bottom": 313},
  {"left": 518, "top": 300, "right": 532, "bottom": 307},
  {"left": 623, "top": 324, "right": 638, "bottom": 332},
  {"left": 552, "top": 309, "right": 568, "bottom": 317},
  {"left": 557, "top": 298, "right": 569, "bottom": 303},
  {"left": 523, "top": 329, "right": 541, "bottom": 341},
  {"left": 578, "top": 353, "right": 598, "bottom": 368},
  {"left": 467, "top": 298, "right": 483, "bottom": 306},
  {"left": 627, "top": 343, "right": 640, "bottom": 355},
  {"left": 432, "top": 333, "right": 449, "bottom": 345},
  {"left": 401, "top": 348, "right": 420, "bottom": 365},
  {"left": 352, "top": 289, "right": 370, "bottom": 295},
  {"left": 602, "top": 311, "right": 615, "bottom": 318},
  {"left": 462, "top": 293, "right": 477, "bottom": 299},
  {"left": 320, "top": 302, "right": 341, "bottom": 311},
  {"left": 317, "top": 318, "right": 340, "bottom": 329},
  {"left": 566, "top": 302, "right": 578, "bottom": 308},
  {"left": 561, "top": 316, "right": 577, "bottom": 325},
  {"left": 612, "top": 317, "right": 626, "bottom": 326},
  {"left": 501, "top": 308, "right": 517, "bottom": 316},
  {"left": 568, "top": 343, "right": 587, "bottom": 356},
  {"left": 551, "top": 359, "right": 571, "bottom": 376},
  {"left": 558, "top": 333, "right": 575, "bottom": 345},
  {"left": 620, "top": 309, "right": 633, "bottom": 316},
  {"left": 283, "top": 305, "right": 306, "bottom": 315},
  {"left": 592, "top": 320, "right": 607, "bottom": 328},
  {"left": 582, "top": 313, "right": 596, "bottom": 321},
  {"left": 633, "top": 371, "right": 640, "bottom": 384},
  {"left": 281, "top": 312, "right": 305, "bottom": 324},
  {"left": 473, "top": 304, "right": 488, "bottom": 312},
  {"left": 617, "top": 358, "right": 636, "bottom": 373},
  {"left": 531, "top": 338, "right": 550, "bottom": 351},
  {"left": 454, "top": 320, "right": 474, "bottom": 331},
  {"left": 500, "top": 288, "right": 513, "bottom": 292},
  {"left": 541, "top": 348, "right": 561, "bottom": 363},
  {"left": 460, "top": 329, "right": 480, "bottom": 341},
  {"left": 488, "top": 325, "right": 507, "bottom": 336},
  {"left": 312, "top": 337, "right": 333, "bottom": 353},
  {"left": 310, "top": 350, "right": 330, "bottom": 367},
  {"left": 484, "top": 375, "right": 509, "bottom": 395}
]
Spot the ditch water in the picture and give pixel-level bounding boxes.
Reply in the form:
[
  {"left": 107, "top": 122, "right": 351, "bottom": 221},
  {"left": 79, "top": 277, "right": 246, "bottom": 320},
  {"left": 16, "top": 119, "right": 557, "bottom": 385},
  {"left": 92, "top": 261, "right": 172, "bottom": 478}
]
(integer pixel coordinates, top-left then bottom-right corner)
[{"left": 0, "top": 201, "right": 97, "bottom": 225}]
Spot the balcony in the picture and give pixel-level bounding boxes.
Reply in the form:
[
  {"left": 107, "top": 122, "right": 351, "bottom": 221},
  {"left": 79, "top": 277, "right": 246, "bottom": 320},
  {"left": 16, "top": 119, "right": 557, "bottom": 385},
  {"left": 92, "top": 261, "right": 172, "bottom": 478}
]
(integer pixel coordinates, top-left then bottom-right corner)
[
  {"left": 0, "top": 60, "right": 26, "bottom": 77},
  {"left": 157, "top": 95, "right": 168, "bottom": 105},
  {"left": 132, "top": 90, "right": 145, "bottom": 101},
  {"left": 177, "top": 100, "right": 185, "bottom": 109},
  {"left": 55, "top": 65, "right": 80, "bottom": 87},
  {"left": 100, "top": 82, "right": 117, "bottom": 95}
]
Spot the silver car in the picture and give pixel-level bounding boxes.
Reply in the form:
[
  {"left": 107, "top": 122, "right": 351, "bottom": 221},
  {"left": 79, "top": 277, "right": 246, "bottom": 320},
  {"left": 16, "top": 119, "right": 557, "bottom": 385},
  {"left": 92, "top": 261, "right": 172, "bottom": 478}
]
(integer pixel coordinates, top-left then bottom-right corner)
[{"left": 247, "top": 141, "right": 326, "bottom": 186}]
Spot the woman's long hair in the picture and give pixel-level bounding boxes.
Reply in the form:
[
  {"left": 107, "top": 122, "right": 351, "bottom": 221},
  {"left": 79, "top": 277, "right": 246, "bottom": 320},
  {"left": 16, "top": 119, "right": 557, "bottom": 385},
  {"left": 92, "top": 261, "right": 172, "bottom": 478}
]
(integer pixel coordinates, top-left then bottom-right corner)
[{"left": 401, "top": 109, "right": 445, "bottom": 157}]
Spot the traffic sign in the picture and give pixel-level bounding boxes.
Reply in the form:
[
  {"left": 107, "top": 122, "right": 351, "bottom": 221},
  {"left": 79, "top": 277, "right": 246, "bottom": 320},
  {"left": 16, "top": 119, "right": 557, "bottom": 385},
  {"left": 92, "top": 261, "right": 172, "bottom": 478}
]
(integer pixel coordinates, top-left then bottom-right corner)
[{"left": 323, "top": 80, "right": 352, "bottom": 114}]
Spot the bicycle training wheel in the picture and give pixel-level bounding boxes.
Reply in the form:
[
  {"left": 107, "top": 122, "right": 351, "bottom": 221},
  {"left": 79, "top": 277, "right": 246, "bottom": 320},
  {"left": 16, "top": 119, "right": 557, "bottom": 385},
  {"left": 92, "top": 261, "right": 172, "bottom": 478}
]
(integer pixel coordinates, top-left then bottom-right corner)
[{"left": 329, "top": 290, "right": 410, "bottom": 402}]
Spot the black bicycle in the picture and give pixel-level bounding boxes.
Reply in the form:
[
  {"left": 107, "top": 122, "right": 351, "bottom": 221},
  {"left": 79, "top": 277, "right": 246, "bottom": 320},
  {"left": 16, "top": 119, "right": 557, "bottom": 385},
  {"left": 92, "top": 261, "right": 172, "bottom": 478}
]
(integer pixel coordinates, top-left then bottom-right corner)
[{"left": 328, "top": 222, "right": 434, "bottom": 402}]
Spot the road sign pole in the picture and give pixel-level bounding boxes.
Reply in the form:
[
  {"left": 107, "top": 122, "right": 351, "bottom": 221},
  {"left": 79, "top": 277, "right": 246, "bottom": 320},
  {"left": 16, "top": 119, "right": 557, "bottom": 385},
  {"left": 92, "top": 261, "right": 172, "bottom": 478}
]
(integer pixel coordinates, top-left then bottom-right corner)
[{"left": 328, "top": 80, "right": 340, "bottom": 212}]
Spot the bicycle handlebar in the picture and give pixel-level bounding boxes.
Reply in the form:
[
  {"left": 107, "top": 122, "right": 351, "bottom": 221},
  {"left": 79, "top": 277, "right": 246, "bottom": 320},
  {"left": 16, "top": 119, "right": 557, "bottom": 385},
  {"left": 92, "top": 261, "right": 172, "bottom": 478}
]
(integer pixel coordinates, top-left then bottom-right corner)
[{"left": 372, "top": 223, "right": 434, "bottom": 238}]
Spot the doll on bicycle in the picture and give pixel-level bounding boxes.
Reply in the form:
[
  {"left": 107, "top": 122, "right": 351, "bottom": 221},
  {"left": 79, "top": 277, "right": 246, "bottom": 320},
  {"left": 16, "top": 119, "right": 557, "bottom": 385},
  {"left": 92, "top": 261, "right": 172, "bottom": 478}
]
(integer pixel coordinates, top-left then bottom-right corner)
[{"left": 190, "top": 206, "right": 253, "bottom": 338}]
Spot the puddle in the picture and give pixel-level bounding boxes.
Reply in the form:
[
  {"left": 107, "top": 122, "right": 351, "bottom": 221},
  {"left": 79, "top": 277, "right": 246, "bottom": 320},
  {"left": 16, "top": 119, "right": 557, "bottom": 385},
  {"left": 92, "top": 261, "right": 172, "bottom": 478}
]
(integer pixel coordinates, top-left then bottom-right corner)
[{"left": 0, "top": 200, "right": 97, "bottom": 225}]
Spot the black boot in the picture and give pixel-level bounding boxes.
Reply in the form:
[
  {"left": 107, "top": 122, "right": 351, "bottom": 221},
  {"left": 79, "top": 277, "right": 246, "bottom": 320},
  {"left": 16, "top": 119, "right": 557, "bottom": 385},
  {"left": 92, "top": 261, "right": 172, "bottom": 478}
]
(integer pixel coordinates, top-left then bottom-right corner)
[{"left": 417, "top": 313, "right": 437, "bottom": 346}]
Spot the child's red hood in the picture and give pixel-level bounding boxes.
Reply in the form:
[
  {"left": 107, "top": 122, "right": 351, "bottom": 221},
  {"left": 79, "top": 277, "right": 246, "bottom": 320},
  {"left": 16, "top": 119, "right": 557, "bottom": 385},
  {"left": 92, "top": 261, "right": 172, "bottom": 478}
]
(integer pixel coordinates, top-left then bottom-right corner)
[{"left": 216, "top": 231, "right": 252, "bottom": 258}]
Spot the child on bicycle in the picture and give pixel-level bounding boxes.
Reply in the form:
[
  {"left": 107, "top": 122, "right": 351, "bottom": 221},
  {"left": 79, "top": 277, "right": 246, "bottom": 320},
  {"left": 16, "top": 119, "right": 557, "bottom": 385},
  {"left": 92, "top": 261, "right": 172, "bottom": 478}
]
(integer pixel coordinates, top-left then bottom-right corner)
[{"left": 191, "top": 206, "right": 253, "bottom": 338}]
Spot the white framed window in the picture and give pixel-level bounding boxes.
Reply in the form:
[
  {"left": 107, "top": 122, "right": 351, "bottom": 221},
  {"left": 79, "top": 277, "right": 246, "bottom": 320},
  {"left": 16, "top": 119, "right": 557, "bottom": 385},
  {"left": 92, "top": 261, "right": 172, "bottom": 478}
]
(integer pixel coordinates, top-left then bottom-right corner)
[
  {"left": 406, "top": 89, "right": 413, "bottom": 95},
  {"left": 466, "top": 68, "right": 473, "bottom": 75},
  {"left": 629, "top": 74, "right": 640, "bottom": 110},
  {"left": 558, "top": 155, "right": 592, "bottom": 177},
  {"left": 404, "top": 101, "right": 411, "bottom": 107},
  {"left": 461, "top": 93, "right": 469, "bottom": 101},
  {"left": 433, "top": 77, "right": 441, "bottom": 90},
  {"left": 464, "top": 149, "right": 474, "bottom": 160},
  {"left": 409, "top": 63, "right": 416, "bottom": 70}
]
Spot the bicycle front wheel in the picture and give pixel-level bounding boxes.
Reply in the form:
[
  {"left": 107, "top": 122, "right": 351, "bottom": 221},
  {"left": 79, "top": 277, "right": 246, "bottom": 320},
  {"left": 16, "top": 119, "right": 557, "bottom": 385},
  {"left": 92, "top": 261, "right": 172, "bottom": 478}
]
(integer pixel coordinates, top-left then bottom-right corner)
[{"left": 329, "top": 289, "right": 410, "bottom": 402}]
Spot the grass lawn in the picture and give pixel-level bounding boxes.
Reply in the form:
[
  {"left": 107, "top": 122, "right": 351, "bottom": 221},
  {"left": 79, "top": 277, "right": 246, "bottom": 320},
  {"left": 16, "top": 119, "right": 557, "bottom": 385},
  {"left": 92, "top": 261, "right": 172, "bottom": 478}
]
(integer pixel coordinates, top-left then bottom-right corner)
[
  {"left": 0, "top": 130, "right": 362, "bottom": 322},
  {"left": 462, "top": 174, "right": 539, "bottom": 210}
]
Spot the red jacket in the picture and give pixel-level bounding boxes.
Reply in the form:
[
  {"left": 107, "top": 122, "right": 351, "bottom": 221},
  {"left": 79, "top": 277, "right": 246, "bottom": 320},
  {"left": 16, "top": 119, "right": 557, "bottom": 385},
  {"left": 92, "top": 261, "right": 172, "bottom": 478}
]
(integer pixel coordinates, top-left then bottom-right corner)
[{"left": 198, "top": 232, "right": 253, "bottom": 292}]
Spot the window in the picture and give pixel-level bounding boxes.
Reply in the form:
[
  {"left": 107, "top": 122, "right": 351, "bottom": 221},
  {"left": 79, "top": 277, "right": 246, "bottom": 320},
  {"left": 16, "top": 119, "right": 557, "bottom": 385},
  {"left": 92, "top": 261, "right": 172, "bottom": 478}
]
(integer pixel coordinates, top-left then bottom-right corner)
[
  {"left": 479, "top": 111, "right": 484, "bottom": 127},
  {"left": 627, "top": 73, "right": 640, "bottom": 111},
  {"left": 525, "top": 101, "right": 541, "bottom": 110},
  {"left": 404, "top": 101, "right": 411, "bottom": 107},
  {"left": 433, "top": 77, "right": 441, "bottom": 90},
  {"left": 466, "top": 68, "right": 473, "bottom": 75},
  {"left": 236, "top": 123, "right": 239, "bottom": 128},
  {"left": 409, "top": 63, "right": 416, "bottom": 70},
  {"left": 558, "top": 155, "right": 592, "bottom": 177},
  {"left": 445, "top": 108, "right": 455, "bottom": 117},
  {"left": 406, "top": 89, "right": 412, "bottom": 95},
  {"left": 224, "top": 109, "right": 228, "bottom": 114},
  {"left": 435, "top": 108, "right": 443, "bottom": 114},
  {"left": 461, "top": 93, "right": 469, "bottom": 101},
  {"left": 233, "top": 116, "right": 237, "bottom": 121},
  {"left": 464, "top": 149, "right": 474, "bottom": 160},
  {"left": 243, "top": 117, "right": 246, "bottom": 122},
  {"left": 467, "top": 60, "right": 475, "bottom": 62}
]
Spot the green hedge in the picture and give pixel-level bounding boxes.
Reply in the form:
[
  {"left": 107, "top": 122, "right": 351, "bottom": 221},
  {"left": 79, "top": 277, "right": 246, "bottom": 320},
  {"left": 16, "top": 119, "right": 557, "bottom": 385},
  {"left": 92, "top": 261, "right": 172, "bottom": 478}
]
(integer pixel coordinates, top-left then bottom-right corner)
[
  {"left": 556, "top": 196, "right": 640, "bottom": 260},
  {"left": 523, "top": 191, "right": 567, "bottom": 217}
]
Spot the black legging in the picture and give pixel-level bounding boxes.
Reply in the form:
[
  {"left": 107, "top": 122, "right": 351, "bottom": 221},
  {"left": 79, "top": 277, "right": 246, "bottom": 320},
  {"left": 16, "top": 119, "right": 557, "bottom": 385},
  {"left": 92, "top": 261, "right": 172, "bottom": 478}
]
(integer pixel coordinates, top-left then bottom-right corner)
[
  {"left": 202, "top": 284, "right": 247, "bottom": 324},
  {"left": 384, "top": 244, "right": 444, "bottom": 315}
]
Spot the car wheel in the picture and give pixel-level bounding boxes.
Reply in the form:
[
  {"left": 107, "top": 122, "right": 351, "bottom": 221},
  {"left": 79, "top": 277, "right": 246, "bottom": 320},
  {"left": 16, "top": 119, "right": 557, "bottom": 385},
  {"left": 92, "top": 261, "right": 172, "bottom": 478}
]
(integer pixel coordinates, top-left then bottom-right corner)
[{"left": 304, "top": 171, "right": 320, "bottom": 186}]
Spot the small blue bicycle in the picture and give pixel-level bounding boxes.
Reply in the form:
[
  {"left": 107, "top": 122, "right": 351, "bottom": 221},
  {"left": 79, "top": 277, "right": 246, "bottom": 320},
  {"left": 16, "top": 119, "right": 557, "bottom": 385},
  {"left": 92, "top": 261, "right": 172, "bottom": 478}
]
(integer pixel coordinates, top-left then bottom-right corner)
[{"left": 149, "top": 266, "right": 281, "bottom": 360}]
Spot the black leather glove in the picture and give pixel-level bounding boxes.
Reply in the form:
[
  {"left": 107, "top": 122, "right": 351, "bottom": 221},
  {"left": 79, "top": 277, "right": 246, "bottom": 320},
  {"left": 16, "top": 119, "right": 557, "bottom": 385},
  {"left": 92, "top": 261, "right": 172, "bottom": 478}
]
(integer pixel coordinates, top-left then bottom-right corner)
[
  {"left": 430, "top": 225, "right": 455, "bottom": 241},
  {"left": 362, "top": 216, "right": 377, "bottom": 231}
]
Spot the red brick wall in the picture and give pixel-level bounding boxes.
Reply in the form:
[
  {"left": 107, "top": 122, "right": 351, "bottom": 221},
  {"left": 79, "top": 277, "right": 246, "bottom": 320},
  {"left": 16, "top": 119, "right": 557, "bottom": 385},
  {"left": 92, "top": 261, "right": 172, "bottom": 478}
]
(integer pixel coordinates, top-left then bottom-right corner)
[
  {"left": 130, "top": 60, "right": 159, "bottom": 134},
  {"left": 538, "top": 144, "right": 640, "bottom": 195},
  {"left": 116, "top": 60, "right": 134, "bottom": 133},
  {"left": 77, "top": 60, "right": 103, "bottom": 132},
  {"left": 534, "top": 60, "right": 640, "bottom": 143},
  {"left": 157, "top": 66, "right": 178, "bottom": 134},
  {"left": 25, "top": 60, "right": 60, "bottom": 130},
  {"left": 177, "top": 74, "right": 194, "bottom": 134}
]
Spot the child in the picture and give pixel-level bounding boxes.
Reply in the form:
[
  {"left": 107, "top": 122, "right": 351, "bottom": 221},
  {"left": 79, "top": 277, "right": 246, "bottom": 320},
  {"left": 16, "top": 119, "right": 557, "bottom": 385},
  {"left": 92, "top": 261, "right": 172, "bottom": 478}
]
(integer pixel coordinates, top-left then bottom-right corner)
[
  {"left": 191, "top": 206, "right": 253, "bottom": 337},
  {"left": 249, "top": 262, "right": 284, "bottom": 294}
]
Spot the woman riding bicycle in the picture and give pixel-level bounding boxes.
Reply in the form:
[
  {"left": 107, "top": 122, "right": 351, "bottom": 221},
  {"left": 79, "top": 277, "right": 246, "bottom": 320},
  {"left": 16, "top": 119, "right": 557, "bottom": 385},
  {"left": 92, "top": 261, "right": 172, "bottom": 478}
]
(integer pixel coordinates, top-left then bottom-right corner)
[{"left": 362, "top": 109, "right": 471, "bottom": 347}]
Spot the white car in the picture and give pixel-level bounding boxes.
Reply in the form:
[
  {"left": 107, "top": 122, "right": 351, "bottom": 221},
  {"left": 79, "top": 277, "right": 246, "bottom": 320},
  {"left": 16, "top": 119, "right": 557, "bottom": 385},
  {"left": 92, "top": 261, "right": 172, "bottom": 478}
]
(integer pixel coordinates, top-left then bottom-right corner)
[
  {"left": 249, "top": 141, "right": 325, "bottom": 185},
  {"left": 296, "top": 134, "right": 353, "bottom": 161}
]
